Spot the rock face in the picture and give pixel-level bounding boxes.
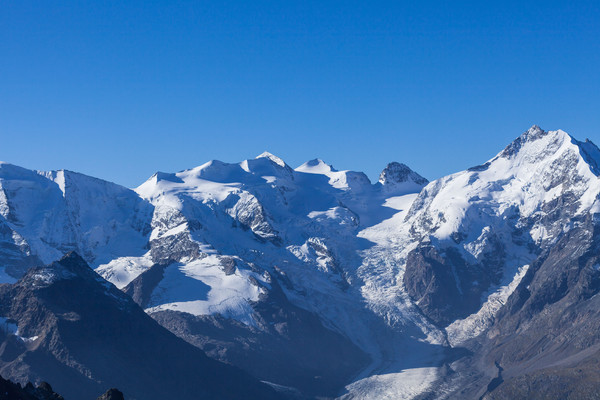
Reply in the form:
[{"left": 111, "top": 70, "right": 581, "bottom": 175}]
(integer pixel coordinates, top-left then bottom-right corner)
[
  {"left": 404, "top": 244, "right": 492, "bottom": 326},
  {"left": 427, "top": 218, "right": 600, "bottom": 399},
  {"left": 0, "top": 253, "right": 280, "bottom": 400},
  {"left": 130, "top": 277, "right": 370, "bottom": 397},
  {"left": 474, "top": 219, "right": 600, "bottom": 399}
]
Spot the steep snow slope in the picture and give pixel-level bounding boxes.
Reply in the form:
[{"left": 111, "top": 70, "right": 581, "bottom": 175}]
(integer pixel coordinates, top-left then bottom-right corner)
[
  {"left": 406, "top": 126, "right": 600, "bottom": 245},
  {"left": 144, "top": 255, "right": 268, "bottom": 325},
  {"left": 0, "top": 164, "right": 152, "bottom": 281}
]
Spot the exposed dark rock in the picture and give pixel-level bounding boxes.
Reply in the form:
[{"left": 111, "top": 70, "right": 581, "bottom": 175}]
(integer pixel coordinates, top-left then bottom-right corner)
[
  {"left": 404, "top": 244, "right": 500, "bottom": 326},
  {"left": 96, "top": 388, "right": 124, "bottom": 400},
  {"left": 428, "top": 218, "right": 600, "bottom": 399},
  {"left": 122, "top": 263, "right": 169, "bottom": 308},
  {"left": 0, "top": 252, "right": 281, "bottom": 400},
  {"left": 150, "top": 231, "right": 204, "bottom": 265},
  {"left": 218, "top": 256, "right": 237, "bottom": 276},
  {"left": 379, "top": 162, "right": 429, "bottom": 186},
  {"left": 149, "top": 278, "right": 370, "bottom": 397},
  {"left": 474, "top": 221, "right": 600, "bottom": 397}
]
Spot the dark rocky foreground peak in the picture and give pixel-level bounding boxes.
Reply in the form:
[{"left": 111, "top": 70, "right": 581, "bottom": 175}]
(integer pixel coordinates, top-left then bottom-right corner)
[
  {"left": 95, "top": 388, "right": 124, "bottom": 400},
  {"left": 0, "top": 374, "right": 124, "bottom": 400},
  {"left": 0, "top": 375, "right": 63, "bottom": 400},
  {"left": 124, "top": 264, "right": 370, "bottom": 397},
  {"left": 0, "top": 253, "right": 281, "bottom": 400}
]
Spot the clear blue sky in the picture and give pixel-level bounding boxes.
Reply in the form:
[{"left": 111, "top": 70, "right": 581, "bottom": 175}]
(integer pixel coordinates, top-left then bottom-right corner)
[{"left": 1, "top": 1, "right": 599, "bottom": 187}]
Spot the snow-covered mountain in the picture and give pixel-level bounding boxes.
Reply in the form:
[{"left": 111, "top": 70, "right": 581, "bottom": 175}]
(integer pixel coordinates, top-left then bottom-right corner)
[
  {"left": 110, "top": 151, "right": 435, "bottom": 396},
  {"left": 0, "top": 164, "right": 152, "bottom": 280},
  {"left": 405, "top": 125, "right": 600, "bottom": 330},
  {"left": 3, "top": 126, "right": 600, "bottom": 399},
  {"left": 399, "top": 126, "right": 600, "bottom": 398}
]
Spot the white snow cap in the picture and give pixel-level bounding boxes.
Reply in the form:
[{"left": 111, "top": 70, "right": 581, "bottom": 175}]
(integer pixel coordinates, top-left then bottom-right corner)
[
  {"left": 255, "top": 151, "right": 287, "bottom": 167},
  {"left": 295, "top": 159, "right": 336, "bottom": 174}
]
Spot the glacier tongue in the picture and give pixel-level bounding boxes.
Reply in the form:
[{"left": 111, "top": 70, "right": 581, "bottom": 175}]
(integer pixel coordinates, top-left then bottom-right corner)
[{"left": 445, "top": 264, "right": 530, "bottom": 347}]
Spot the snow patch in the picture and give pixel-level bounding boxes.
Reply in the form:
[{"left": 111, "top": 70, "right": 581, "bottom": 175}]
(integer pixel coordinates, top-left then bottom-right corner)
[
  {"left": 31, "top": 267, "right": 76, "bottom": 285},
  {"left": 256, "top": 151, "right": 287, "bottom": 167},
  {"left": 96, "top": 252, "right": 154, "bottom": 289},
  {"left": 146, "top": 256, "right": 267, "bottom": 326}
]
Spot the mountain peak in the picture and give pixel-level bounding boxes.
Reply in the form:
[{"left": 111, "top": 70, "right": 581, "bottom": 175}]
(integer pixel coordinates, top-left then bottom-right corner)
[
  {"left": 379, "top": 162, "right": 428, "bottom": 187},
  {"left": 23, "top": 251, "right": 94, "bottom": 287},
  {"left": 295, "top": 159, "right": 337, "bottom": 174},
  {"left": 527, "top": 124, "right": 543, "bottom": 135},
  {"left": 57, "top": 251, "right": 91, "bottom": 271},
  {"left": 500, "top": 125, "right": 572, "bottom": 159},
  {"left": 255, "top": 151, "right": 287, "bottom": 168}
]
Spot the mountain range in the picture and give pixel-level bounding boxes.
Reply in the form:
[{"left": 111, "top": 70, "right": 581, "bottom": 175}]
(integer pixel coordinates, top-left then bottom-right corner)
[{"left": 1, "top": 125, "right": 600, "bottom": 399}]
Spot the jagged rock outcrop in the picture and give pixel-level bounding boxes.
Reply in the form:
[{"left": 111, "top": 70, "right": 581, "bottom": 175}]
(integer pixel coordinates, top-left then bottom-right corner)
[
  {"left": 96, "top": 388, "right": 124, "bottom": 400},
  {"left": 379, "top": 161, "right": 428, "bottom": 187},
  {"left": 0, "top": 375, "right": 64, "bottom": 400}
]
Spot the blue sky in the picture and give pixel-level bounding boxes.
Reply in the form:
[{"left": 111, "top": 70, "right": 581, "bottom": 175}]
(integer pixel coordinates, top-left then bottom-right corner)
[{"left": 1, "top": 1, "right": 599, "bottom": 187}]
